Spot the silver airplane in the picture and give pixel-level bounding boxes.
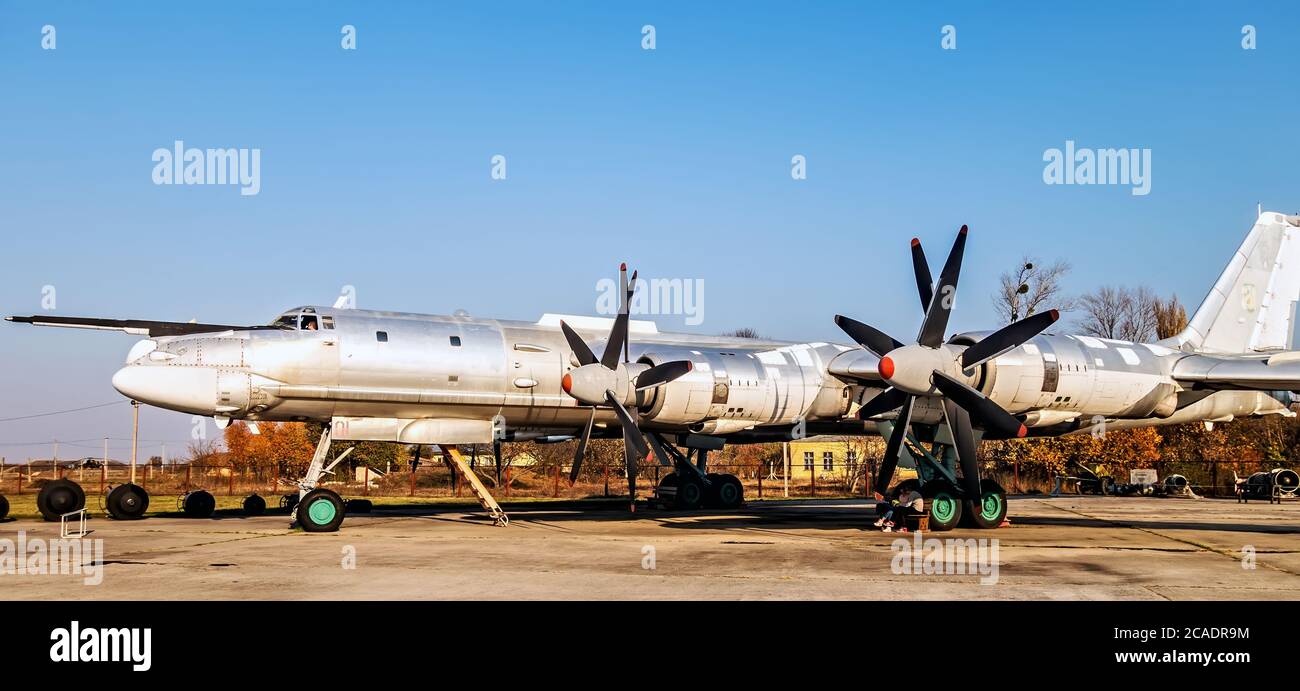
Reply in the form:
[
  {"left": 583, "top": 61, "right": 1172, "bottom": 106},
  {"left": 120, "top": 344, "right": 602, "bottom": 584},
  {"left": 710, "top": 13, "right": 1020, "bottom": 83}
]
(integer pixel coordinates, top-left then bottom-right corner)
[{"left": 9, "top": 212, "right": 1300, "bottom": 532}]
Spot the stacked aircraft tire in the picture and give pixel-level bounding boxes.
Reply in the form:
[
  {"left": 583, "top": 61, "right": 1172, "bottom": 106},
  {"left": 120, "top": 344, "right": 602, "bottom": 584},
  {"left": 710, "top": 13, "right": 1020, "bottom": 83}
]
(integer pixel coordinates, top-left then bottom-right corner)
[
  {"left": 182, "top": 489, "right": 216, "bottom": 518},
  {"left": 242, "top": 494, "right": 266, "bottom": 516},
  {"left": 0, "top": 494, "right": 8, "bottom": 521},
  {"left": 37, "top": 479, "right": 86, "bottom": 522},
  {"left": 106, "top": 483, "right": 149, "bottom": 520}
]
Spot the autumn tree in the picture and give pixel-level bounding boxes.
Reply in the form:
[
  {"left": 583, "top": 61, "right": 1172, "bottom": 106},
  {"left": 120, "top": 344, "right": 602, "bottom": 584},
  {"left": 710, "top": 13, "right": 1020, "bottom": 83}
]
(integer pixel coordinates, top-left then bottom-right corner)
[
  {"left": 1152, "top": 294, "right": 1188, "bottom": 339},
  {"left": 992, "top": 257, "right": 1073, "bottom": 325},
  {"left": 1077, "top": 285, "right": 1159, "bottom": 341}
]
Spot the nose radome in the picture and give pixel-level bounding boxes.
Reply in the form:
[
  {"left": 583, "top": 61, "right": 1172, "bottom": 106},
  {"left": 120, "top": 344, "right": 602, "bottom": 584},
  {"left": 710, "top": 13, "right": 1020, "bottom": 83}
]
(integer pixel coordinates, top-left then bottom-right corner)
[{"left": 112, "top": 365, "right": 222, "bottom": 415}]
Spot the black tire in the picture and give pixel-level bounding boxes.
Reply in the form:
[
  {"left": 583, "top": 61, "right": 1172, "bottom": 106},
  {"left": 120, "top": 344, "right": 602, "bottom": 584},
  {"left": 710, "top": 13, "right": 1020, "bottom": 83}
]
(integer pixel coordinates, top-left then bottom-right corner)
[
  {"left": 924, "top": 484, "right": 963, "bottom": 532},
  {"left": 297, "top": 488, "right": 345, "bottom": 532},
  {"left": 713, "top": 474, "right": 744, "bottom": 509},
  {"left": 242, "top": 494, "right": 266, "bottom": 516},
  {"left": 345, "top": 499, "right": 373, "bottom": 514},
  {"left": 0, "top": 495, "right": 9, "bottom": 520},
  {"left": 106, "top": 483, "right": 149, "bottom": 520},
  {"left": 37, "top": 479, "right": 85, "bottom": 522},
  {"left": 965, "top": 490, "right": 1007, "bottom": 529},
  {"left": 182, "top": 490, "right": 216, "bottom": 518},
  {"left": 675, "top": 474, "right": 705, "bottom": 510},
  {"left": 280, "top": 493, "right": 301, "bottom": 513},
  {"left": 656, "top": 473, "right": 679, "bottom": 508}
]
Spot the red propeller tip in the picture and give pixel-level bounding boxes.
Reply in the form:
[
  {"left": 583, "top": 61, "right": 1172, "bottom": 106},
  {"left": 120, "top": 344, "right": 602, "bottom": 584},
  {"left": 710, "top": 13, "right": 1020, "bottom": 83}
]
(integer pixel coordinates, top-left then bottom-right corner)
[
  {"left": 1016, "top": 424, "right": 1028, "bottom": 438},
  {"left": 959, "top": 225, "right": 969, "bottom": 235},
  {"left": 878, "top": 356, "right": 895, "bottom": 380},
  {"left": 685, "top": 362, "right": 693, "bottom": 371},
  {"left": 620, "top": 262, "right": 627, "bottom": 270},
  {"left": 561, "top": 373, "right": 572, "bottom": 394},
  {"left": 1048, "top": 309, "right": 1060, "bottom": 321},
  {"left": 910, "top": 238, "right": 921, "bottom": 247}
]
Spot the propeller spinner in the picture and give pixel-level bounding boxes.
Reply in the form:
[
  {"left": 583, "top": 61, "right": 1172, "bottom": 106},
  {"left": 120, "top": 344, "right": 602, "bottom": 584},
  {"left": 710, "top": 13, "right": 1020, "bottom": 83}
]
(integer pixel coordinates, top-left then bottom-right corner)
[{"left": 835, "top": 227, "right": 1059, "bottom": 499}]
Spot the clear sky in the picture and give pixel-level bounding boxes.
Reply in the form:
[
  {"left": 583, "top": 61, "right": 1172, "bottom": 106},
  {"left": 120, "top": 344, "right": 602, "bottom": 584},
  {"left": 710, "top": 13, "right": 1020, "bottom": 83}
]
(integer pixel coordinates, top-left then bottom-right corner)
[{"left": 1, "top": 2, "right": 1297, "bottom": 463}]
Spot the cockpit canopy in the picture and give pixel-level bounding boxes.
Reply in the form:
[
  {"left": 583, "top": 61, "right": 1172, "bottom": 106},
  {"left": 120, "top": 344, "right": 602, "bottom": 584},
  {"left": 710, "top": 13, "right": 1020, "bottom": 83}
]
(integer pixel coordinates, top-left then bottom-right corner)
[{"left": 271, "top": 307, "right": 334, "bottom": 331}]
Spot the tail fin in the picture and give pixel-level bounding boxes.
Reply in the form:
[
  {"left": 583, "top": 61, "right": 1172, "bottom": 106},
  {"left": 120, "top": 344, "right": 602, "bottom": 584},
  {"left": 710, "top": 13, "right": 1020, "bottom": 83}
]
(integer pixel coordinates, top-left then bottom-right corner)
[{"left": 1164, "top": 211, "right": 1300, "bottom": 354}]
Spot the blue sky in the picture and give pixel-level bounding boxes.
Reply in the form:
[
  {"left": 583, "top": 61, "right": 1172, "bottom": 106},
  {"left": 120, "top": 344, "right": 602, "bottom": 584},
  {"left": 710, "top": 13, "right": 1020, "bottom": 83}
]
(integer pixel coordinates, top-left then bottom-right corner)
[{"left": 1, "top": 1, "right": 1297, "bottom": 462}]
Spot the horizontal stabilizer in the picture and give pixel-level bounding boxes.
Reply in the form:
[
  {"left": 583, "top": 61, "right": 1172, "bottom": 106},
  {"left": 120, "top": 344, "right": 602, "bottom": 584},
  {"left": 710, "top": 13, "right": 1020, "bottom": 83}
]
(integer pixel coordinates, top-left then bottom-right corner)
[{"left": 1173, "top": 353, "right": 1300, "bottom": 391}]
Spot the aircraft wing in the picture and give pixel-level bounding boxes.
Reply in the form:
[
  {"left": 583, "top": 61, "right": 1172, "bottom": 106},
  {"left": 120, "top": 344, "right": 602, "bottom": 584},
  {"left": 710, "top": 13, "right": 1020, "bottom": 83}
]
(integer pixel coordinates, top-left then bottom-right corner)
[
  {"left": 5, "top": 315, "right": 278, "bottom": 337},
  {"left": 1172, "top": 353, "right": 1300, "bottom": 391}
]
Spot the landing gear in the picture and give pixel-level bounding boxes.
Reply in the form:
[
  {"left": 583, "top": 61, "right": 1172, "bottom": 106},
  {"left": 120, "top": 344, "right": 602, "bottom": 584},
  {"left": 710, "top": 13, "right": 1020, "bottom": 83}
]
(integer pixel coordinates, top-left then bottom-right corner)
[
  {"left": 37, "top": 479, "right": 85, "bottom": 522},
  {"left": 242, "top": 494, "right": 266, "bottom": 516},
  {"left": 924, "top": 484, "right": 964, "bottom": 531},
  {"left": 182, "top": 489, "right": 216, "bottom": 518},
  {"left": 280, "top": 494, "right": 300, "bottom": 514},
  {"left": 656, "top": 472, "right": 705, "bottom": 509},
  {"left": 707, "top": 473, "right": 744, "bottom": 509},
  {"left": 297, "top": 488, "right": 345, "bottom": 532},
  {"left": 964, "top": 480, "right": 1007, "bottom": 529},
  {"left": 106, "top": 483, "right": 149, "bottom": 520}
]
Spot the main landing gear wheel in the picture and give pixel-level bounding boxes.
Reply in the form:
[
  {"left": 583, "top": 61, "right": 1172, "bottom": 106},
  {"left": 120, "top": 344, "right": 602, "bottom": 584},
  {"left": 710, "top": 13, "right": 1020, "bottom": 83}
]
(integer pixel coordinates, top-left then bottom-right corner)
[
  {"left": 37, "top": 479, "right": 85, "bottom": 522},
  {"left": 674, "top": 474, "right": 705, "bottom": 510},
  {"left": 106, "top": 483, "right": 149, "bottom": 520},
  {"left": 242, "top": 494, "right": 266, "bottom": 516},
  {"left": 925, "top": 486, "right": 963, "bottom": 532},
  {"left": 297, "top": 488, "right": 345, "bottom": 532},
  {"left": 182, "top": 489, "right": 216, "bottom": 518},
  {"left": 706, "top": 473, "right": 744, "bottom": 509},
  {"left": 965, "top": 481, "right": 1007, "bottom": 529}
]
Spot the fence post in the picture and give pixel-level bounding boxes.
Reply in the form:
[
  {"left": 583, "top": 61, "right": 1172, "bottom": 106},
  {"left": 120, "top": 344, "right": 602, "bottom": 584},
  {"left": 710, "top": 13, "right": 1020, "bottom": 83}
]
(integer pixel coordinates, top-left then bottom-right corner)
[
  {"left": 16, "top": 468, "right": 22, "bottom": 495},
  {"left": 1210, "top": 461, "right": 1219, "bottom": 498},
  {"left": 410, "top": 468, "right": 416, "bottom": 497},
  {"left": 364, "top": 466, "right": 370, "bottom": 497},
  {"left": 1014, "top": 460, "right": 1021, "bottom": 493},
  {"left": 101, "top": 462, "right": 107, "bottom": 496},
  {"left": 758, "top": 469, "right": 763, "bottom": 500},
  {"left": 810, "top": 467, "right": 816, "bottom": 497},
  {"left": 553, "top": 465, "right": 560, "bottom": 498},
  {"left": 603, "top": 463, "right": 609, "bottom": 497}
]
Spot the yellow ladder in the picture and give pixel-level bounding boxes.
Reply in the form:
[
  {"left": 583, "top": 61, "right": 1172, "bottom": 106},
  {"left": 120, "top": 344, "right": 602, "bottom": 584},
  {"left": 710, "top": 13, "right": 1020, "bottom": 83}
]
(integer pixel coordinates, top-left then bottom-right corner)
[{"left": 440, "top": 446, "right": 509, "bottom": 526}]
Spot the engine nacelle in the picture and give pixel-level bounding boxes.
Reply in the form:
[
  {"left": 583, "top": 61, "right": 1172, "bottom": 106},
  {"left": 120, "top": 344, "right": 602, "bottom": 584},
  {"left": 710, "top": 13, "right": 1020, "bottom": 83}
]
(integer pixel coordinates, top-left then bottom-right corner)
[{"left": 635, "top": 351, "right": 719, "bottom": 425}]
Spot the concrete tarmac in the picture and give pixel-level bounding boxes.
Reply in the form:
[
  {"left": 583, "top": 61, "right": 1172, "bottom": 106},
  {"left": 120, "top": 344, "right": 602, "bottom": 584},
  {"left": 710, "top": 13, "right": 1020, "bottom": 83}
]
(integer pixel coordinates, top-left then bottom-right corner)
[{"left": 1, "top": 495, "right": 1297, "bottom": 600}]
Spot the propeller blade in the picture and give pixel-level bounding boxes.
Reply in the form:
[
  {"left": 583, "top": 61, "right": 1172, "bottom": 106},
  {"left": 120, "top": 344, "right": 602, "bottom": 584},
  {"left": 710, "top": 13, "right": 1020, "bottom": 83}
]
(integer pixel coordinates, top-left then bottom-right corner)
[
  {"left": 645, "top": 431, "right": 675, "bottom": 467},
  {"left": 960, "top": 309, "right": 1060, "bottom": 369},
  {"left": 910, "top": 238, "right": 934, "bottom": 312},
  {"left": 942, "top": 399, "right": 984, "bottom": 500},
  {"left": 635, "top": 360, "right": 693, "bottom": 390},
  {"left": 569, "top": 408, "right": 596, "bottom": 483},
  {"left": 560, "top": 320, "right": 598, "bottom": 366},
  {"left": 834, "top": 315, "right": 903, "bottom": 358},
  {"left": 624, "top": 424, "right": 639, "bottom": 510},
  {"left": 857, "top": 387, "right": 908, "bottom": 420},
  {"left": 875, "top": 395, "right": 914, "bottom": 496},
  {"left": 600, "top": 312, "right": 629, "bottom": 369},
  {"left": 930, "top": 370, "right": 1026, "bottom": 439},
  {"left": 623, "top": 269, "right": 637, "bottom": 363},
  {"left": 604, "top": 390, "right": 649, "bottom": 458},
  {"left": 917, "top": 225, "right": 968, "bottom": 348}
]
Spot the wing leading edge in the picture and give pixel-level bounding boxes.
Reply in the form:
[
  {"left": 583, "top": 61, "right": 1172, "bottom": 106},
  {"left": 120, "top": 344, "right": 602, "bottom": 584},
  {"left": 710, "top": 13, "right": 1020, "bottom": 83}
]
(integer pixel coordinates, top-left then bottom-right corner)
[{"left": 6, "top": 315, "right": 280, "bottom": 337}]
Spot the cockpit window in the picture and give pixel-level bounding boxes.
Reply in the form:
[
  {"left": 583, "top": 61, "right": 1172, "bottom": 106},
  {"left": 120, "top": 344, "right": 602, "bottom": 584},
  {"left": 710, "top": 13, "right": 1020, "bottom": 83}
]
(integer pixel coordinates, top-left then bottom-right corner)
[
  {"left": 272, "top": 314, "right": 298, "bottom": 329},
  {"left": 301, "top": 315, "right": 319, "bottom": 331}
]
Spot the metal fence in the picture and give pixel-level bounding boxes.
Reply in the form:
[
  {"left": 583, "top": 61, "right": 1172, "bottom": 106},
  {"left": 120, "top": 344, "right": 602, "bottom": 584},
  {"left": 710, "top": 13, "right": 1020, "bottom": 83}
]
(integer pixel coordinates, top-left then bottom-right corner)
[{"left": 0, "top": 457, "right": 1292, "bottom": 501}]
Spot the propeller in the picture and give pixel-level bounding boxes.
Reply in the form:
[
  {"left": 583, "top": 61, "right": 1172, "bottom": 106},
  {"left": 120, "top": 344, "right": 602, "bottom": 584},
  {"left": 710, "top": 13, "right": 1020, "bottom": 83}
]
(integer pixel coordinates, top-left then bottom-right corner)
[
  {"left": 835, "top": 226, "right": 1059, "bottom": 499},
  {"left": 560, "top": 264, "right": 694, "bottom": 509}
]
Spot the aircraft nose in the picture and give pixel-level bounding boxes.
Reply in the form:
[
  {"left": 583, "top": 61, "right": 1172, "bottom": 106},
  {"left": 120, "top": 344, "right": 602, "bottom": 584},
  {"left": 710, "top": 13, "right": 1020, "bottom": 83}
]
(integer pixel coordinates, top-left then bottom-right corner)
[{"left": 112, "top": 365, "right": 222, "bottom": 414}]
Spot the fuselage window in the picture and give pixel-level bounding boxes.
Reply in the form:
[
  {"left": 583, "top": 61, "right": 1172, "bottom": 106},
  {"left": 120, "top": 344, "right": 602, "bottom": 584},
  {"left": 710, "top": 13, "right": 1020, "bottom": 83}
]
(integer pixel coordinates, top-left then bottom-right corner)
[
  {"left": 321, "top": 316, "right": 335, "bottom": 330},
  {"left": 376, "top": 331, "right": 389, "bottom": 342},
  {"left": 301, "top": 315, "right": 319, "bottom": 331},
  {"left": 449, "top": 336, "right": 462, "bottom": 347}
]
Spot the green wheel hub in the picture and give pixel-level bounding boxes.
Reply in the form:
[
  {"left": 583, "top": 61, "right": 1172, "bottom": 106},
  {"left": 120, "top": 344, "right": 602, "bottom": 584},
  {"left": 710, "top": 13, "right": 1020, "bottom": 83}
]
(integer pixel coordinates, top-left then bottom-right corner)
[
  {"left": 979, "top": 492, "right": 1004, "bottom": 521},
  {"left": 931, "top": 493, "right": 957, "bottom": 523},
  {"left": 307, "top": 498, "right": 337, "bottom": 525}
]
